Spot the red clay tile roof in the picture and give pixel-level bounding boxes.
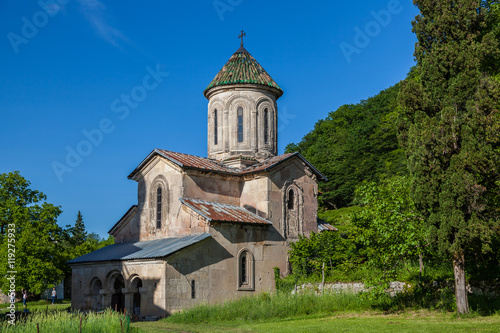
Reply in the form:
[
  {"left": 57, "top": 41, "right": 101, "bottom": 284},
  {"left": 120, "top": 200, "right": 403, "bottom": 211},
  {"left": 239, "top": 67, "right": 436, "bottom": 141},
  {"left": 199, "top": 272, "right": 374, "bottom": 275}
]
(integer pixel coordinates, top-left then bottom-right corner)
[
  {"left": 180, "top": 198, "right": 271, "bottom": 225},
  {"left": 204, "top": 46, "right": 283, "bottom": 98},
  {"left": 128, "top": 149, "right": 327, "bottom": 181},
  {"left": 155, "top": 149, "right": 239, "bottom": 173}
]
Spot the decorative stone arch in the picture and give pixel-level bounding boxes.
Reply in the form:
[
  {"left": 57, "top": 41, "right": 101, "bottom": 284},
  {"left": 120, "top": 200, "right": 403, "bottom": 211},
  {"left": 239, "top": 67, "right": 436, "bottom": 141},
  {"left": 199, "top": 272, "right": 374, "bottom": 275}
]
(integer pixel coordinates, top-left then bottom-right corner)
[
  {"left": 227, "top": 96, "right": 253, "bottom": 149},
  {"left": 224, "top": 94, "right": 255, "bottom": 111},
  {"left": 237, "top": 248, "right": 255, "bottom": 291},
  {"left": 208, "top": 100, "right": 225, "bottom": 152},
  {"left": 208, "top": 96, "right": 226, "bottom": 110},
  {"left": 256, "top": 98, "right": 276, "bottom": 153},
  {"left": 104, "top": 270, "right": 123, "bottom": 290},
  {"left": 89, "top": 277, "right": 103, "bottom": 311},
  {"left": 127, "top": 274, "right": 144, "bottom": 316},
  {"left": 149, "top": 175, "right": 169, "bottom": 234},
  {"left": 281, "top": 179, "right": 304, "bottom": 240},
  {"left": 102, "top": 270, "right": 126, "bottom": 312}
]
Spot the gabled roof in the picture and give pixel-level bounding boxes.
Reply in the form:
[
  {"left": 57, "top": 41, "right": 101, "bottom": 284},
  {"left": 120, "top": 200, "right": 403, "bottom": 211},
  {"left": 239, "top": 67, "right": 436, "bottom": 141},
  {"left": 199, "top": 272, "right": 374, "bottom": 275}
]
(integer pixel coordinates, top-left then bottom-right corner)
[
  {"left": 204, "top": 46, "right": 283, "bottom": 98},
  {"left": 181, "top": 198, "right": 271, "bottom": 225},
  {"left": 67, "top": 233, "right": 211, "bottom": 264},
  {"left": 128, "top": 149, "right": 327, "bottom": 181}
]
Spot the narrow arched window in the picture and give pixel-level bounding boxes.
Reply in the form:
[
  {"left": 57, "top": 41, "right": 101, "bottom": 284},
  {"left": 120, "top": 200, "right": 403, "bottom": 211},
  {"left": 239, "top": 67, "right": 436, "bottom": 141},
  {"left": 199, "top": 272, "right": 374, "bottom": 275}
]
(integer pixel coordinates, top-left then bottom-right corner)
[
  {"left": 241, "top": 254, "right": 247, "bottom": 284},
  {"left": 237, "top": 107, "right": 244, "bottom": 142},
  {"left": 191, "top": 280, "right": 196, "bottom": 299},
  {"left": 264, "top": 108, "right": 269, "bottom": 144},
  {"left": 156, "top": 187, "right": 162, "bottom": 229},
  {"left": 214, "top": 109, "right": 218, "bottom": 145},
  {"left": 237, "top": 250, "right": 254, "bottom": 290},
  {"left": 288, "top": 189, "right": 294, "bottom": 210}
]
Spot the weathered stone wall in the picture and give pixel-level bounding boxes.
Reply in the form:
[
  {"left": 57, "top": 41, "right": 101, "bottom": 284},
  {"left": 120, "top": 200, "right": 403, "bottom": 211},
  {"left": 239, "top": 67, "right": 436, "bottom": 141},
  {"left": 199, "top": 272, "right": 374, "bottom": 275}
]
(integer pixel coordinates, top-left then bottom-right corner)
[
  {"left": 292, "top": 281, "right": 409, "bottom": 297},
  {"left": 183, "top": 170, "right": 241, "bottom": 206},
  {"left": 112, "top": 206, "right": 139, "bottom": 244},
  {"left": 163, "top": 223, "right": 287, "bottom": 313},
  {"left": 240, "top": 175, "right": 269, "bottom": 218},
  {"left": 292, "top": 280, "right": 500, "bottom": 297},
  {"left": 268, "top": 158, "right": 319, "bottom": 240}
]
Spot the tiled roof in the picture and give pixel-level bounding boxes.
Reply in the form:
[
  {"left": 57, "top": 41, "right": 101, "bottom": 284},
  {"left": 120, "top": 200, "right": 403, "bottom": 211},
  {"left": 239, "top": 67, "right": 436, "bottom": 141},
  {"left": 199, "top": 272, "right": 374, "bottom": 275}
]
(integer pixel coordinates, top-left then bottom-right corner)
[
  {"left": 128, "top": 149, "right": 327, "bottom": 181},
  {"left": 156, "top": 149, "right": 240, "bottom": 173},
  {"left": 204, "top": 46, "right": 283, "bottom": 97},
  {"left": 181, "top": 198, "right": 271, "bottom": 225},
  {"left": 67, "top": 233, "right": 211, "bottom": 264}
]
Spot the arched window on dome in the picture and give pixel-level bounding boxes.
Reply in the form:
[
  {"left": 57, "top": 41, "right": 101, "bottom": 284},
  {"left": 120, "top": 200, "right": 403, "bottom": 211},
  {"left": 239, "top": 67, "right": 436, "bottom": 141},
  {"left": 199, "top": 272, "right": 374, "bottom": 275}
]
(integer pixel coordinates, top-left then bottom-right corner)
[
  {"left": 214, "top": 109, "right": 218, "bottom": 145},
  {"left": 264, "top": 108, "right": 269, "bottom": 144},
  {"left": 237, "top": 107, "right": 244, "bottom": 142}
]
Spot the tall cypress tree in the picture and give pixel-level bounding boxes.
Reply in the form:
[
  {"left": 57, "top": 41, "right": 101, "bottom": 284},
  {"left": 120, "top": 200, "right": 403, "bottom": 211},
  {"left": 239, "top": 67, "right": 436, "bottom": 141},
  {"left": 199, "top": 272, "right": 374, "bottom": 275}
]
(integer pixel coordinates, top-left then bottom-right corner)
[
  {"left": 72, "top": 211, "right": 87, "bottom": 246},
  {"left": 400, "top": 1, "right": 500, "bottom": 314}
]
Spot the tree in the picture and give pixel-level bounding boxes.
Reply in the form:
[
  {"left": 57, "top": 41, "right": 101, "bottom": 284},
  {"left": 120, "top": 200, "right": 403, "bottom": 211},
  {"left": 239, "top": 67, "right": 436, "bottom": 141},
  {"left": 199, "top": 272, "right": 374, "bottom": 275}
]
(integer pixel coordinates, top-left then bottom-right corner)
[
  {"left": 352, "top": 176, "right": 427, "bottom": 288},
  {"left": 0, "top": 171, "right": 64, "bottom": 294},
  {"left": 400, "top": 0, "right": 500, "bottom": 314},
  {"left": 71, "top": 211, "right": 87, "bottom": 246},
  {"left": 288, "top": 231, "right": 358, "bottom": 277}
]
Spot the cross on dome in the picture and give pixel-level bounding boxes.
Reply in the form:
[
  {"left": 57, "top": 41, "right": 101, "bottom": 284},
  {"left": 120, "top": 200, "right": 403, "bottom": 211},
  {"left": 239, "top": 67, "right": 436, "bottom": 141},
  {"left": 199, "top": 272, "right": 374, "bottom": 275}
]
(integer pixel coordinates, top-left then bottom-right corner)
[{"left": 238, "top": 30, "right": 246, "bottom": 47}]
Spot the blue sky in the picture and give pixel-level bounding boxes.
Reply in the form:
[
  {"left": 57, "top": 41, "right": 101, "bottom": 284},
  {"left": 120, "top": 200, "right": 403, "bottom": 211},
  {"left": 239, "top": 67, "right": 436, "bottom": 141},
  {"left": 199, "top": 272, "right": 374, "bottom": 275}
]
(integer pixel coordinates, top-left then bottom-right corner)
[{"left": 0, "top": 0, "right": 420, "bottom": 238}]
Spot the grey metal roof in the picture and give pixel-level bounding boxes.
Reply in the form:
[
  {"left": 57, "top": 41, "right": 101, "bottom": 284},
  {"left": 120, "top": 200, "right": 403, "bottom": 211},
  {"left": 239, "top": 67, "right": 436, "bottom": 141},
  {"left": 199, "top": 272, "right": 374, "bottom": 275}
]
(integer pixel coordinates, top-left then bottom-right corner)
[
  {"left": 318, "top": 219, "right": 338, "bottom": 232},
  {"left": 67, "top": 233, "right": 211, "bottom": 264}
]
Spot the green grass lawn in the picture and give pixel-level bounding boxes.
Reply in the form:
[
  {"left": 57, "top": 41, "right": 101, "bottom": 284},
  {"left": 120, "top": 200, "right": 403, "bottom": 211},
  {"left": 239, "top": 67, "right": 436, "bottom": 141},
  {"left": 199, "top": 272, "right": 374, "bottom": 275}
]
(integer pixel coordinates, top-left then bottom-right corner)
[
  {"left": 132, "top": 311, "right": 500, "bottom": 333},
  {"left": 0, "top": 299, "right": 71, "bottom": 314}
]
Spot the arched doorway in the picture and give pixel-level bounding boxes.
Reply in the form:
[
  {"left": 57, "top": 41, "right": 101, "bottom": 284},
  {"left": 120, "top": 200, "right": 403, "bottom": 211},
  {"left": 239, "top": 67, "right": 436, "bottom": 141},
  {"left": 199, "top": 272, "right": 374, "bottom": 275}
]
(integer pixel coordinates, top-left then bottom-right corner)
[
  {"left": 89, "top": 277, "right": 102, "bottom": 311},
  {"left": 110, "top": 274, "right": 125, "bottom": 312},
  {"left": 131, "top": 277, "right": 143, "bottom": 316}
]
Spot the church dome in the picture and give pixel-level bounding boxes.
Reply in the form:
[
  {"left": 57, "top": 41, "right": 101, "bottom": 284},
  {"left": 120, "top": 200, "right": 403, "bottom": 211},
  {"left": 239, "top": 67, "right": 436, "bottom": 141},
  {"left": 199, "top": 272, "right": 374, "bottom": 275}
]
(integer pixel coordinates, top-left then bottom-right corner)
[{"left": 204, "top": 46, "right": 283, "bottom": 99}]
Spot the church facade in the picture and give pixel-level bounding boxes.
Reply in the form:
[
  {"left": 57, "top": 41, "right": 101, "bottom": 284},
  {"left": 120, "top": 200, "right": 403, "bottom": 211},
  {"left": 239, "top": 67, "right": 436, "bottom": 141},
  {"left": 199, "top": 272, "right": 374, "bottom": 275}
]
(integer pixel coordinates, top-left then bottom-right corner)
[{"left": 68, "top": 41, "right": 327, "bottom": 317}]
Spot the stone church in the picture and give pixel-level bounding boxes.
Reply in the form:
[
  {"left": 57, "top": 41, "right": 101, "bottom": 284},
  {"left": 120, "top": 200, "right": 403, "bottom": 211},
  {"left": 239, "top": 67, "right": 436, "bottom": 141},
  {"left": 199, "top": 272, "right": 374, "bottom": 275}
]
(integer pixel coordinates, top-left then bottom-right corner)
[{"left": 68, "top": 39, "right": 329, "bottom": 317}]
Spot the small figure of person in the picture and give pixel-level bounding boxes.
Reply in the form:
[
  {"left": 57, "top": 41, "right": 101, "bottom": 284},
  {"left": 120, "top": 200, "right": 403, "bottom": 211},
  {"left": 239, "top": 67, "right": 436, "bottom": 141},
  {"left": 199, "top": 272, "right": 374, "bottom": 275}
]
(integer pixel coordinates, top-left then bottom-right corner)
[
  {"left": 51, "top": 288, "right": 56, "bottom": 305},
  {"left": 10, "top": 291, "right": 15, "bottom": 304},
  {"left": 22, "top": 289, "right": 27, "bottom": 308}
]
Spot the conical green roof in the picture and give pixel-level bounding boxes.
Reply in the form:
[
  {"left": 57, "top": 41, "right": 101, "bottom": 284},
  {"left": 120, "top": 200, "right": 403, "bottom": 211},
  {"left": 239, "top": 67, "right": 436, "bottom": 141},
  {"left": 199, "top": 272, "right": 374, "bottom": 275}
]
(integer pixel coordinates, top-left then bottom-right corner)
[{"left": 204, "top": 46, "right": 283, "bottom": 98}]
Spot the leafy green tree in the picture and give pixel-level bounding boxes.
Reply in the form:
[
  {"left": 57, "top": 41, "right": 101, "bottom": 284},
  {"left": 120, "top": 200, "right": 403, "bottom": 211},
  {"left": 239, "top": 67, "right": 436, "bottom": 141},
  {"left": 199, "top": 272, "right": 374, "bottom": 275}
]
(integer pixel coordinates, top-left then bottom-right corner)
[
  {"left": 352, "top": 176, "right": 427, "bottom": 289},
  {"left": 288, "top": 231, "right": 357, "bottom": 276},
  {"left": 0, "top": 171, "right": 64, "bottom": 294},
  {"left": 399, "top": 0, "right": 500, "bottom": 313}
]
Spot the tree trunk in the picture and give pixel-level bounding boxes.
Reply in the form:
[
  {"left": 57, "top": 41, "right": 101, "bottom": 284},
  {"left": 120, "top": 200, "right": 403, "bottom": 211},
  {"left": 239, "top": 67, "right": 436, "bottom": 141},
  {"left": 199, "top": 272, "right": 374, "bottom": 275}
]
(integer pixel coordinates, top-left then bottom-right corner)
[
  {"left": 419, "top": 253, "right": 424, "bottom": 280},
  {"left": 453, "top": 251, "right": 469, "bottom": 314}
]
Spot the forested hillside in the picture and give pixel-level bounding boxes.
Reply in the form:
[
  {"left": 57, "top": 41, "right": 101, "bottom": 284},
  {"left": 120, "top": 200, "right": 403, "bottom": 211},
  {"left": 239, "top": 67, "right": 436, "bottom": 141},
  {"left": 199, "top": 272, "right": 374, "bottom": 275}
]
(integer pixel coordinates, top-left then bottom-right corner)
[{"left": 285, "top": 83, "right": 407, "bottom": 209}]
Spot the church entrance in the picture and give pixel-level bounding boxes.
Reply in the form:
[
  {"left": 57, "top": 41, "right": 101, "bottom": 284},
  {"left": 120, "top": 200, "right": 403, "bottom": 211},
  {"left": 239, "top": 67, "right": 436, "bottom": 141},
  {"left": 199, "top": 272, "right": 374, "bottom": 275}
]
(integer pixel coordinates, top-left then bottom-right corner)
[{"left": 110, "top": 274, "right": 125, "bottom": 312}]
